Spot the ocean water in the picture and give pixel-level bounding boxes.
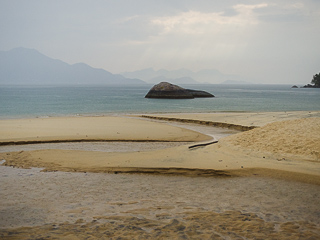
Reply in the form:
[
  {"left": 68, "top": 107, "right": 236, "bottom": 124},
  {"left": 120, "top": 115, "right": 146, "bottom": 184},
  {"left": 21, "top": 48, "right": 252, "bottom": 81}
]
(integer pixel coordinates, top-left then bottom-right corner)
[{"left": 0, "top": 84, "right": 319, "bottom": 119}]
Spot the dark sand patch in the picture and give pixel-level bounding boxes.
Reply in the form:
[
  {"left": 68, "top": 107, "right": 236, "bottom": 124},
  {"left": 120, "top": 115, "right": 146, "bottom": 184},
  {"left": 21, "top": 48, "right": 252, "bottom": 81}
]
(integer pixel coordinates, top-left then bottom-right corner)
[{"left": 0, "top": 141, "right": 187, "bottom": 153}]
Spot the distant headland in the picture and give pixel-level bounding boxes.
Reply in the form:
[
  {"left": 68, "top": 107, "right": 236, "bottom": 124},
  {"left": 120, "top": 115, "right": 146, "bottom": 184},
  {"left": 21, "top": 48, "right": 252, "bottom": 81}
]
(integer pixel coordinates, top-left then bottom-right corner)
[
  {"left": 292, "top": 72, "right": 320, "bottom": 88},
  {"left": 303, "top": 72, "right": 320, "bottom": 88}
]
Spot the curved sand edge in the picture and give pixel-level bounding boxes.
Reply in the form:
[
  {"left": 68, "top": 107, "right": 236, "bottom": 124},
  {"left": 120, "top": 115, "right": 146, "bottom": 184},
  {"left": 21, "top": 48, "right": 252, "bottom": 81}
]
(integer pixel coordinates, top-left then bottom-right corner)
[
  {"left": 140, "top": 115, "right": 256, "bottom": 131},
  {"left": 1, "top": 142, "right": 320, "bottom": 185},
  {"left": 1, "top": 113, "right": 320, "bottom": 185},
  {"left": 139, "top": 111, "right": 320, "bottom": 128},
  {"left": 0, "top": 116, "right": 212, "bottom": 145}
]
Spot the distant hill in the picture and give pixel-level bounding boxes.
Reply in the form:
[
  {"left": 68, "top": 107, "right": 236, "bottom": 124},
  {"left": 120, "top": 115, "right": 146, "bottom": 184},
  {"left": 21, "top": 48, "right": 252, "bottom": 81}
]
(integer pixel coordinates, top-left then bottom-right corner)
[
  {"left": 0, "top": 48, "right": 145, "bottom": 85},
  {"left": 148, "top": 76, "right": 199, "bottom": 84},
  {"left": 121, "top": 68, "right": 248, "bottom": 84}
]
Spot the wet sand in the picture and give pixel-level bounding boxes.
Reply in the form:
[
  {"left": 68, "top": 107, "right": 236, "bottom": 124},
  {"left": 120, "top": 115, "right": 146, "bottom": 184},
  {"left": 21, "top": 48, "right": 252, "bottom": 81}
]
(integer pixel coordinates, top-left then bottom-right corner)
[
  {"left": 1, "top": 112, "right": 320, "bottom": 239},
  {"left": 139, "top": 111, "right": 320, "bottom": 128},
  {"left": 1, "top": 166, "right": 319, "bottom": 239}
]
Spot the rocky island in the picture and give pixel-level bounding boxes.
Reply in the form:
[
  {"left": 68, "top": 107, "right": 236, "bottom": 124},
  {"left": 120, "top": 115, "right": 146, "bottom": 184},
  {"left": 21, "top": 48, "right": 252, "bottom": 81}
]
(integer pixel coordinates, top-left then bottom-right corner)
[
  {"left": 302, "top": 72, "right": 320, "bottom": 88},
  {"left": 145, "top": 82, "right": 214, "bottom": 99},
  {"left": 302, "top": 84, "right": 320, "bottom": 88}
]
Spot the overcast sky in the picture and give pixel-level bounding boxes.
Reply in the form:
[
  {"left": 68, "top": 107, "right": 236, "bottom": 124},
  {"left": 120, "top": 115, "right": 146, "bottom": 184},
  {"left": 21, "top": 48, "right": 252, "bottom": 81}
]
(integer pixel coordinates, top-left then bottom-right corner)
[{"left": 1, "top": 0, "right": 320, "bottom": 84}]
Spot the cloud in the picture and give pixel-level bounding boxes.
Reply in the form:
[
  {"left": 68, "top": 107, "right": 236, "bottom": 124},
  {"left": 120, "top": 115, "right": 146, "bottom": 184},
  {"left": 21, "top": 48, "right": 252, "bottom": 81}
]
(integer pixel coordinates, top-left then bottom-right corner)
[
  {"left": 151, "top": 3, "right": 268, "bottom": 35},
  {"left": 254, "top": 2, "right": 318, "bottom": 23},
  {"left": 233, "top": 3, "right": 269, "bottom": 13},
  {"left": 1, "top": 0, "right": 318, "bottom": 83},
  {"left": 134, "top": 3, "right": 270, "bottom": 72}
]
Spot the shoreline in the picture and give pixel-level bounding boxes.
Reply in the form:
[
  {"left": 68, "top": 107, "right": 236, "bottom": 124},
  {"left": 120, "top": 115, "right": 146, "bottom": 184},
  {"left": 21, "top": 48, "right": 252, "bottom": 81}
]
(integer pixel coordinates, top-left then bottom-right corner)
[
  {"left": 0, "top": 111, "right": 319, "bottom": 182},
  {"left": 1, "top": 111, "right": 320, "bottom": 238},
  {"left": 1, "top": 109, "right": 320, "bottom": 120},
  {"left": 140, "top": 115, "right": 256, "bottom": 131}
]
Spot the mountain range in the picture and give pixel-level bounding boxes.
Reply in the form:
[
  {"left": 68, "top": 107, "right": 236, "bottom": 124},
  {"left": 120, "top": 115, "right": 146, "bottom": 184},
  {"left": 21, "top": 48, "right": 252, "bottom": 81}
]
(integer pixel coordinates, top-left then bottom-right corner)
[
  {"left": 0, "top": 47, "right": 250, "bottom": 85},
  {"left": 0, "top": 48, "right": 145, "bottom": 85},
  {"left": 121, "top": 68, "right": 249, "bottom": 84}
]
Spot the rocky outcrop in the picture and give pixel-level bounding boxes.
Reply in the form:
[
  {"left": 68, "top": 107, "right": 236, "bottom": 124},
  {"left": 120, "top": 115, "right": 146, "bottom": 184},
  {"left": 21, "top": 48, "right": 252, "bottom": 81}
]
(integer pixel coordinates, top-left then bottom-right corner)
[
  {"left": 145, "top": 82, "right": 214, "bottom": 99},
  {"left": 185, "top": 89, "right": 214, "bottom": 98},
  {"left": 145, "top": 82, "right": 193, "bottom": 99},
  {"left": 302, "top": 84, "right": 320, "bottom": 88}
]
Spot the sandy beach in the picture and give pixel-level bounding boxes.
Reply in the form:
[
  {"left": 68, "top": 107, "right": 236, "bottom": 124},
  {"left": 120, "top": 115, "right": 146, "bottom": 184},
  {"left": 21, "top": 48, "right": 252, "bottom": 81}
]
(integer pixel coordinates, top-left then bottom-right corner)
[{"left": 1, "top": 111, "right": 320, "bottom": 239}]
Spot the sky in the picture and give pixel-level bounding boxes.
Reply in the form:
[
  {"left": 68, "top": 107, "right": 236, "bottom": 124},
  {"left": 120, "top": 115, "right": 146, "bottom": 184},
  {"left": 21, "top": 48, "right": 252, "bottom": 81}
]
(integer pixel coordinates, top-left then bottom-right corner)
[{"left": 1, "top": 0, "right": 320, "bottom": 84}]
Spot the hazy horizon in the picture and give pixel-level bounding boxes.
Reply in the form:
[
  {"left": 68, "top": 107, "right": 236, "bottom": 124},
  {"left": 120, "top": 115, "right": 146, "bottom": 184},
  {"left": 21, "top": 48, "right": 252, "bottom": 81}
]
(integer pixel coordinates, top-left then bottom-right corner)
[{"left": 1, "top": 0, "right": 319, "bottom": 84}]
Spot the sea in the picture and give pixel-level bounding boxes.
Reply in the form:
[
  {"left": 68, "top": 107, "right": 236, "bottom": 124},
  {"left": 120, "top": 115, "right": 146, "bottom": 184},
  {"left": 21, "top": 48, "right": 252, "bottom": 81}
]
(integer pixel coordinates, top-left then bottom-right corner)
[{"left": 0, "top": 84, "right": 319, "bottom": 119}]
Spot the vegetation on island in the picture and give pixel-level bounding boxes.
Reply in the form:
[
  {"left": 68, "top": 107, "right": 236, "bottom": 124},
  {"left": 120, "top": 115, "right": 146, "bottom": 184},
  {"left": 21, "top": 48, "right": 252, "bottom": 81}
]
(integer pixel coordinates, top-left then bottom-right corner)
[
  {"left": 303, "top": 72, "right": 320, "bottom": 88},
  {"left": 311, "top": 72, "right": 320, "bottom": 87}
]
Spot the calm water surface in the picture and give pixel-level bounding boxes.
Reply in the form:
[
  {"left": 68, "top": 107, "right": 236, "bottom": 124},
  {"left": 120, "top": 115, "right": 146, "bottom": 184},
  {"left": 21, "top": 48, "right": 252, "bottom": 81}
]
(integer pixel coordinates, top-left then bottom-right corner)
[{"left": 0, "top": 84, "right": 319, "bottom": 119}]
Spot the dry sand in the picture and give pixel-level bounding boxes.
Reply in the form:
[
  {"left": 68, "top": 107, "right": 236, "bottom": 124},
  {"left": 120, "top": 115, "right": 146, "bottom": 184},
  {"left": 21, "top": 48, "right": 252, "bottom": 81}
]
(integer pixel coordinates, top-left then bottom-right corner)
[
  {"left": 224, "top": 117, "right": 320, "bottom": 162},
  {"left": 1, "top": 112, "right": 320, "bottom": 239},
  {"left": 0, "top": 116, "right": 211, "bottom": 144}
]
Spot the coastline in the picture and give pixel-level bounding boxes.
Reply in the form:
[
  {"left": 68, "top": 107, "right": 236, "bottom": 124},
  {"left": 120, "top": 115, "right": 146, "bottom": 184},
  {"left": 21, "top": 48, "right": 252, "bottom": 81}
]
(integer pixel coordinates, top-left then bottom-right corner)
[
  {"left": 1, "top": 111, "right": 320, "bottom": 238},
  {"left": 1, "top": 111, "right": 319, "bottom": 180},
  {"left": 0, "top": 112, "right": 320, "bottom": 175}
]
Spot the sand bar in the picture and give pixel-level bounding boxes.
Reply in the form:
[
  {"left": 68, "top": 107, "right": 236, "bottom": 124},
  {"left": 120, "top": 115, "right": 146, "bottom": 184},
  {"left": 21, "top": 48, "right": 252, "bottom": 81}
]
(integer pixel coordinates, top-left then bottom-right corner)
[
  {"left": 0, "top": 112, "right": 319, "bottom": 183},
  {"left": 139, "top": 111, "right": 320, "bottom": 128},
  {"left": 0, "top": 116, "right": 211, "bottom": 145}
]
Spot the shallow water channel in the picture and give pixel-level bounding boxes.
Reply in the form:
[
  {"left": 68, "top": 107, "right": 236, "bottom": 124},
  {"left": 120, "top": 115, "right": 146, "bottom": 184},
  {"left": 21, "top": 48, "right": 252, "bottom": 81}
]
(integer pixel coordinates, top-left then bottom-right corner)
[{"left": 0, "top": 120, "right": 239, "bottom": 153}]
